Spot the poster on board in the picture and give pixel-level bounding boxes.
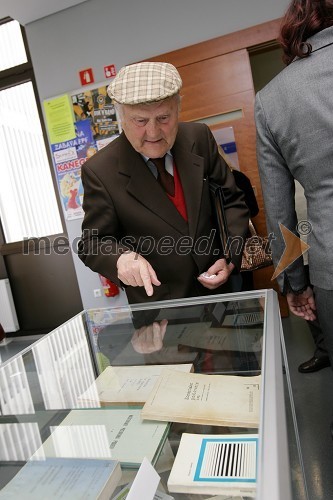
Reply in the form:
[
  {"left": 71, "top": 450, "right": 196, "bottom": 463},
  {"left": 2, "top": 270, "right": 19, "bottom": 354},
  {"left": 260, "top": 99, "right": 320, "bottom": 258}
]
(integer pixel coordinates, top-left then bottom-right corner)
[
  {"left": 71, "top": 84, "right": 119, "bottom": 151},
  {"left": 51, "top": 119, "right": 94, "bottom": 220},
  {"left": 45, "top": 83, "right": 120, "bottom": 220}
]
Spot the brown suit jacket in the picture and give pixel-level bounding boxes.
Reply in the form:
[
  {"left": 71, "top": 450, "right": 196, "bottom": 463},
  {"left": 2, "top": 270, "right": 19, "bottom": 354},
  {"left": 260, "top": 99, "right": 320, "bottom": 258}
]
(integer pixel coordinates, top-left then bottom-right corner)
[{"left": 78, "top": 122, "right": 249, "bottom": 304}]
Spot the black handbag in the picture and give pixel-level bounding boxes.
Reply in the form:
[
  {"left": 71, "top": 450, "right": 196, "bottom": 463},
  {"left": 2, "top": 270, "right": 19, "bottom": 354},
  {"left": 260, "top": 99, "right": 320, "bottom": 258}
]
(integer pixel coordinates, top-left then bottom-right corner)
[
  {"left": 209, "top": 180, "right": 273, "bottom": 271},
  {"left": 209, "top": 180, "right": 231, "bottom": 261}
]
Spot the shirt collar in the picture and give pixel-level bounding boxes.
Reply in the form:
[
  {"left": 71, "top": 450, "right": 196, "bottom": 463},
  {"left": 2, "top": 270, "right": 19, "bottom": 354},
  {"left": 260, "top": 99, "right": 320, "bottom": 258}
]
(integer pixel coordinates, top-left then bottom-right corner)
[
  {"left": 141, "top": 150, "right": 173, "bottom": 163},
  {"left": 143, "top": 151, "right": 174, "bottom": 178}
]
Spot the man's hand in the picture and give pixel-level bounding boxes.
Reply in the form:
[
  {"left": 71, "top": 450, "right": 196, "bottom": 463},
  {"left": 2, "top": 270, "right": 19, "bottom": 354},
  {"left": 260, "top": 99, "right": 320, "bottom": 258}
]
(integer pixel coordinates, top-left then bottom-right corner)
[
  {"left": 131, "top": 319, "right": 168, "bottom": 354},
  {"left": 117, "top": 251, "right": 160, "bottom": 296},
  {"left": 286, "top": 286, "right": 316, "bottom": 321},
  {"left": 197, "top": 259, "right": 235, "bottom": 290}
]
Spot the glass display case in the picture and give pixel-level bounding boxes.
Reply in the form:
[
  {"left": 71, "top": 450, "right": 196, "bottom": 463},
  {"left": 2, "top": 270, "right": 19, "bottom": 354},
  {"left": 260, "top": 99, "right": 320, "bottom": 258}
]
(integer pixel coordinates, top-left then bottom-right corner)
[{"left": 0, "top": 289, "right": 306, "bottom": 499}]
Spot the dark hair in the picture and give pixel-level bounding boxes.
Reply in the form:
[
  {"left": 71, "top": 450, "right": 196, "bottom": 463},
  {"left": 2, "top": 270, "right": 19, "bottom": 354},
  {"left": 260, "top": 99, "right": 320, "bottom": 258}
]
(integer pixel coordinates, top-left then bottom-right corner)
[{"left": 279, "top": 0, "right": 333, "bottom": 65}]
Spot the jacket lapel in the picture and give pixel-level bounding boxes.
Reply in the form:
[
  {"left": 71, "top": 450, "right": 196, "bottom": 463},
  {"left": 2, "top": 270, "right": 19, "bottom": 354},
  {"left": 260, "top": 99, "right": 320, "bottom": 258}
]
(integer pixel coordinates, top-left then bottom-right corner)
[{"left": 118, "top": 134, "right": 189, "bottom": 235}]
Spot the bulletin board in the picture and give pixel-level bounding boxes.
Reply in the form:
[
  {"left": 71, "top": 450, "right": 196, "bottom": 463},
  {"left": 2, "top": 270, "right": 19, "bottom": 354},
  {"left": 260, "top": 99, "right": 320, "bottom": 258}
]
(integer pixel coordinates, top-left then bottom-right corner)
[{"left": 44, "top": 82, "right": 120, "bottom": 220}]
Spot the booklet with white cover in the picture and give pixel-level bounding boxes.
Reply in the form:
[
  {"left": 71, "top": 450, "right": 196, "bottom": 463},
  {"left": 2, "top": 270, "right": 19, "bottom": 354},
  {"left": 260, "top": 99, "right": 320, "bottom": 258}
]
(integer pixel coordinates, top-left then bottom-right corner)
[
  {"left": 78, "top": 364, "right": 193, "bottom": 406},
  {"left": 141, "top": 369, "right": 260, "bottom": 428},
  {"left": 167, "top": 433, "right": 258, "bottom": 497}
]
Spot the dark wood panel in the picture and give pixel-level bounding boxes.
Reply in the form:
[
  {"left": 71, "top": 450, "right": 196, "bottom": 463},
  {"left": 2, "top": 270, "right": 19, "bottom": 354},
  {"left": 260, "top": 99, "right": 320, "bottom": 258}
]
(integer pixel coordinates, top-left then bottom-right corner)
[
  {"left": 178, "top": 50, "right": 254, "bottom": 114},
  {"left": 144, "top": 18, "right": 281, "bottom": 67},
  {"left": 5, "top": 251, "right": 83, "bottom": 331}
]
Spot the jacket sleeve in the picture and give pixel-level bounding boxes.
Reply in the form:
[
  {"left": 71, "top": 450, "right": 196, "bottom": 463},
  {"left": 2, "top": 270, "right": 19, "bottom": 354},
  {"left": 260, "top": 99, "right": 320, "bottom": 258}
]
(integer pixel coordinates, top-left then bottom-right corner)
[
  {"left": 255, "top": 93, "right": 308, "bottom": 293},
  {"left": 78, "top": 163, "right": 129, "bottom": 286}
]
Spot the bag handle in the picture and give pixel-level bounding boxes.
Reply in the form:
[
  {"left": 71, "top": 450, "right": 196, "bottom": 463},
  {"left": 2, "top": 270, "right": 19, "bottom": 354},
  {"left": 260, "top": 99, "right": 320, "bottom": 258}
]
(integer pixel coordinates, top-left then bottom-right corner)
[{"left": 248, "top": 219, "right": 258, "bottom": 236}]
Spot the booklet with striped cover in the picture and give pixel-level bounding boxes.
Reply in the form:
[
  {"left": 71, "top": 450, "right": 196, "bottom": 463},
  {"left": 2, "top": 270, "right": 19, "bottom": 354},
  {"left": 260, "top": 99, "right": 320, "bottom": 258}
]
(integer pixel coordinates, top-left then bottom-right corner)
[{"left": 167, "top": 433, "right": 258, "bottom": 497}]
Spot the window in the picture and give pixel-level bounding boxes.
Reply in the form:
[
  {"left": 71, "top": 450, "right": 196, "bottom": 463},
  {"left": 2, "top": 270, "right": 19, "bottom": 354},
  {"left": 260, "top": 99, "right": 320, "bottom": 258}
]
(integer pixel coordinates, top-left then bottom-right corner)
[
  {"left": 0, "top": 19, "right": 27, "bottom": 70},
  {"left": 0, "top": 18, "right": 63, "bottom": 244}
]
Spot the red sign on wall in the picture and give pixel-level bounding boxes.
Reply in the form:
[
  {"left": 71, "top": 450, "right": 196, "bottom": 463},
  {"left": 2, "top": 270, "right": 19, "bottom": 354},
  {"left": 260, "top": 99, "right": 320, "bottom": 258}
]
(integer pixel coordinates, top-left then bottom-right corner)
[
  {"left": 104, "top": 64, "right": 116, "bottom": 79},
  {"left": 79, "top": 68, "right": 94, "bottom": 86}
]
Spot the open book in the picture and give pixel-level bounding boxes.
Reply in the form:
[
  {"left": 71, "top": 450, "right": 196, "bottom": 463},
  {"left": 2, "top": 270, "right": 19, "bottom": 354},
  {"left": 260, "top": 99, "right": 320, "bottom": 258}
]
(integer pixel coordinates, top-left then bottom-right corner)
[
  {"left": 167, "top": 432, "right": 258, "bottom": 497},
  {"left": 78, "top": 364, "right": 193, "bottom": 406},
  {"left": 141, "top": 369, "right": 260, "bottom": 428},
  {"left": 0, "top": 457, "right": 121, "bottom": 500}
]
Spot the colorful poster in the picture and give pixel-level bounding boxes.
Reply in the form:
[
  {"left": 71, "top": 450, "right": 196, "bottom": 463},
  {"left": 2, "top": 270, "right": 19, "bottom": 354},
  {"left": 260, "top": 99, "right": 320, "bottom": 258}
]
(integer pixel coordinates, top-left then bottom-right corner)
[
  {"left": 71, "top": 85, "right": 119, "bottom": 151},
  {"left": 46, "top": 83, "right": 120, "bottom": 220},
  {"left": 51, "top": 119, "right": 94, "bottom": 220}
]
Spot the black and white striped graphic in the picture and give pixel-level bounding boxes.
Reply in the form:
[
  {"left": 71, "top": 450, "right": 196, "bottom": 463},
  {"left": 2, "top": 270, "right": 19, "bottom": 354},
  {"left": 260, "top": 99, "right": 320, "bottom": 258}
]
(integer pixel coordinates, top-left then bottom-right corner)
[
  {"left": 234, "top": 311, "right": 263, "bottom": 326},
  {"left": 195, "top": 438, "right": 257, "bottom": 481}
]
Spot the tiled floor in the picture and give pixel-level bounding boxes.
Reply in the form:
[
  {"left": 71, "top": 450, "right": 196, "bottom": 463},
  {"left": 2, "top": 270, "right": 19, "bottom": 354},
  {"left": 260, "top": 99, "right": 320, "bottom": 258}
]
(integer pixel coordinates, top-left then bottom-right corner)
[{"left": 1, "top": 315, "right": 333, "bottom": 499}]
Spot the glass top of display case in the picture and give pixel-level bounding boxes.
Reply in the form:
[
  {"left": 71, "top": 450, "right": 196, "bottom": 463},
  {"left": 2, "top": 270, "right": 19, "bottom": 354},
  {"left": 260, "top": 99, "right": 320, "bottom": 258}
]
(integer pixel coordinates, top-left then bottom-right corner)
[{"left": 0, "top": 289, "right": 306, "bottom": 500}]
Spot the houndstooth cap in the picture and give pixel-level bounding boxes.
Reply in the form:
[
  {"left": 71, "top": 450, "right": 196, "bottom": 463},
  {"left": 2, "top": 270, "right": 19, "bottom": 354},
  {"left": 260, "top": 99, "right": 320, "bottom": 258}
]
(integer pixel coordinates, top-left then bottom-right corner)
[{"left": 107, "top": 62, "right": 182, "bottom": 105}]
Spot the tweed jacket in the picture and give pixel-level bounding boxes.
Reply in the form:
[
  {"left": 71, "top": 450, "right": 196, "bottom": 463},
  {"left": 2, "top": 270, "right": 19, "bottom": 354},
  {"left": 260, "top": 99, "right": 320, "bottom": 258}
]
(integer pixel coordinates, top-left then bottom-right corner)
[
  {"left": 255, "top": 26, "right": 333, "bottom": 293},
  {"left": 78, "top": 121, "right": 249, "bottom": 304}
]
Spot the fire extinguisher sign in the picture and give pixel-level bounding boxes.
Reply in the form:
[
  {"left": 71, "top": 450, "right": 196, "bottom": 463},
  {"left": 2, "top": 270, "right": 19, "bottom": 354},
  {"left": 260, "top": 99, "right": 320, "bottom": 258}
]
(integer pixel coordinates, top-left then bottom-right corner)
[
  {"left": 99, "top": 274, "right": 120, "bottom": 297},
  {"left": 79, "top": 68, "right": 94, "bottom": 86}
]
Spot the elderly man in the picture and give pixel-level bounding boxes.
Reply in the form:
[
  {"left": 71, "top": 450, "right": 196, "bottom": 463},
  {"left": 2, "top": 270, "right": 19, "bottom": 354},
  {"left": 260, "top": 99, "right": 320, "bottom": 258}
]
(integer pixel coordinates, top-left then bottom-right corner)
[{"left": 78, "top": 61, "right": 249, "bottom": 304}]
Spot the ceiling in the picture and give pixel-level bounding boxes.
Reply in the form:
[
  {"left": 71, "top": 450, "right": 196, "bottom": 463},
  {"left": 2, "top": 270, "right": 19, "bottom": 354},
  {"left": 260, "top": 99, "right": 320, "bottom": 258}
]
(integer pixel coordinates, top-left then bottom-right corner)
[{"left": 0, "top": 0, "right": 89, "bottom": 26}]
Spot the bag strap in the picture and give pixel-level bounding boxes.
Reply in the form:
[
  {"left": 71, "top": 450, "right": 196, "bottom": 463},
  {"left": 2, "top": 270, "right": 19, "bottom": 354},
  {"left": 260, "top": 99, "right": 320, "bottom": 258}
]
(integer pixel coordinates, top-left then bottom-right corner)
[
  {"left": 209, "top": 180, "right": 231, "bottom": 261},
  {"left": 248, "top": 219, "right": 257, "bottom": 236}
]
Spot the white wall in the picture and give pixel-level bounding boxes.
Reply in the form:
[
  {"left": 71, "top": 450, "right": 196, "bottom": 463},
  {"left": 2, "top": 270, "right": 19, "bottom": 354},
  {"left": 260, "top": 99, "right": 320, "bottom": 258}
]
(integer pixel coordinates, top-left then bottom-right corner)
[{"left": 25, "top": 0, "right": 289, "bottom": 309}]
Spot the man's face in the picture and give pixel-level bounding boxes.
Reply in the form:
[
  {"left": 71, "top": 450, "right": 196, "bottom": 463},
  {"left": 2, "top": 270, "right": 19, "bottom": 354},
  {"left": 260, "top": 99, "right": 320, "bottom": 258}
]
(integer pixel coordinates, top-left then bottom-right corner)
[{"left": 120, "top": 96, "right": 179, "bottom": 158}]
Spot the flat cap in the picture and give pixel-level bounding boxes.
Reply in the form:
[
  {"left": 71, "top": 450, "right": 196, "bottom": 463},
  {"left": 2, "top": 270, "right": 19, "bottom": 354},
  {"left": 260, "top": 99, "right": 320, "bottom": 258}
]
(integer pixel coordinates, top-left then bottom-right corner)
[{"left": 107, "top": 61, "right": 182, "bottom": 105}]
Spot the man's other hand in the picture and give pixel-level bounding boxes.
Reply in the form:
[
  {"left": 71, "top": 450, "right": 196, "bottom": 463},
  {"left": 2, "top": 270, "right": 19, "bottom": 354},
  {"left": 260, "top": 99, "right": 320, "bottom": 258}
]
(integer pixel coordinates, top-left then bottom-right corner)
[{"left": 197, "top": 259, "right": 235, "bottom": 290}]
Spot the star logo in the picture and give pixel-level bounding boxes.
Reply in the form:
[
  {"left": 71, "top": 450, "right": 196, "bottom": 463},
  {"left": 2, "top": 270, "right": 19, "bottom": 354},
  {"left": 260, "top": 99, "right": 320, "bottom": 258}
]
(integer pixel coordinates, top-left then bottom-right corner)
[{"left": 271, "top": 223, "right": 310, "bottom": 281}]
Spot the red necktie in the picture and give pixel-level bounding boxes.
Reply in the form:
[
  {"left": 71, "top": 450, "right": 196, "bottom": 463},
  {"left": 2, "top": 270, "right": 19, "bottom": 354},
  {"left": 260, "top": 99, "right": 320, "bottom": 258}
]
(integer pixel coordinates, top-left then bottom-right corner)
[{"left": 150, "top": 156, "right": 175, "bottom": 196}]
